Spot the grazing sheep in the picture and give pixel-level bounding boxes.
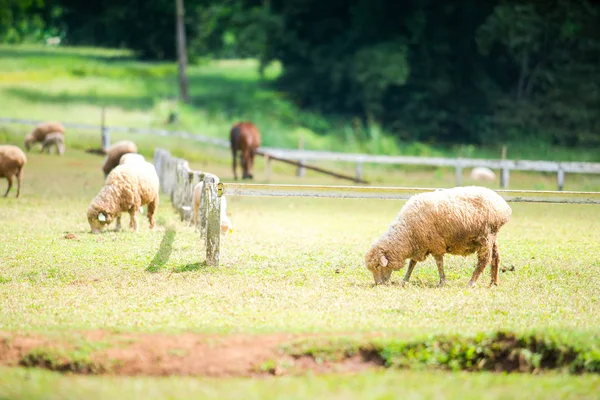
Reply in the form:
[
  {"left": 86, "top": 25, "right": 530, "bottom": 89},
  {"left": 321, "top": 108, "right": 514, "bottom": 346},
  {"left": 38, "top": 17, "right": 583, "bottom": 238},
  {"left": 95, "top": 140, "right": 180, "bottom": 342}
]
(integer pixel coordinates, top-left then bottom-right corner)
[
  {"left": 24, "top": 122, "right": 65, "bottom": 151},
  {"left": 87, "top": 161, "right": 159, "bottom": 233},
  {"left": 101, "top": 140, "right": 138, "bottom": 177},
  {"left": 365, "top": 186, "right": 511, "bottom": 287},
  {"left": 119, "top": 153, "right": 145, "bottom": 165},
  {"left": 0, "top": 145, "right": 27, "bottom": 198},
  {"left": 41, "top": 132, "right": 65, "bottom": 155},
  {"left": 230, "top": 121, "right": 261, "bottom": 180},
  {"left": 470, "top": 167, "right": 496, "bottom": 182},
  {"left": 191, "top": 181, "right": 233, "bottom": 235}
]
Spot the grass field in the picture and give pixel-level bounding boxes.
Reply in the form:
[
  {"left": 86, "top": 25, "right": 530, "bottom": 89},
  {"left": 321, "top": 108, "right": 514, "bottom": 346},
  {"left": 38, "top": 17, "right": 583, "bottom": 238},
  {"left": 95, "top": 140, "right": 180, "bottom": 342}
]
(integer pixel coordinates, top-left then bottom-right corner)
[{"left": 1, "top": 45, "right": 600, "bottom": 398}]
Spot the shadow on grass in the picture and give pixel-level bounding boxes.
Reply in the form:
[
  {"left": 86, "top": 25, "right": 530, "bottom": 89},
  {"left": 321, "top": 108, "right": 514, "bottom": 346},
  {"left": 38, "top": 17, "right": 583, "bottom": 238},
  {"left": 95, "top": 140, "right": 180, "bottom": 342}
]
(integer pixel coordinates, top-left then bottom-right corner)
[
  {"left": 146, "top": 226, "right": 176, "bottom": 273},
  {"left": 171, "top": 261, "right": 209, "bottom": 273}
]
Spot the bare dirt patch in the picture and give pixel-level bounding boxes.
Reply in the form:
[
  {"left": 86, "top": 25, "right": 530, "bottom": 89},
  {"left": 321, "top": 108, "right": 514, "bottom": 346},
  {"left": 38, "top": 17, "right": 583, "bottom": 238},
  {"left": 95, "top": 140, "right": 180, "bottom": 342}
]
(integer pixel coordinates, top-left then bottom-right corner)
[{"left": 0, "top": 331, "right": 382, "bottom": 377}]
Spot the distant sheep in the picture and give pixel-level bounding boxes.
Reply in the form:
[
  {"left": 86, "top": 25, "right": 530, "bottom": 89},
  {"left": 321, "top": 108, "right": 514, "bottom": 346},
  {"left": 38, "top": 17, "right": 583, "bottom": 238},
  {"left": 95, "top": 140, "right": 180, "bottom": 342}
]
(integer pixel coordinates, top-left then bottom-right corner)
[
  {"left": 87, "top": 161, "right": 159, "bottom": 233},
  {"left": 365, "top": 186, "right": 511, "bottom": 287},
  {"left": 24, "top": 122, "right": 65, "bottom": 151},
  {"left": 119, "top": 153, "right": 145, "bottom": 165},
  {"left": 0, "top": 145, "right": 27, "bottom": 198},
  {"left": 470, "top": 167, "right": 496, "bottom": 182},
  {"left": 191, "top": 181, "right": 233, "bottom": 235},
  {"left": 41, "top": 132, "right": 65, "bottom": 155},
  {"left": 101, "top": 140, "right": 138, "bottom": 177}
]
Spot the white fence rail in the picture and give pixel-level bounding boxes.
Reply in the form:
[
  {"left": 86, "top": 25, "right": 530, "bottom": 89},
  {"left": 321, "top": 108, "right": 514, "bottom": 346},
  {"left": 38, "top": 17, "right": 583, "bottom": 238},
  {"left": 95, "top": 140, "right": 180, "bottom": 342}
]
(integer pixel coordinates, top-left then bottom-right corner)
[
  {"left": 153, "top": 148, "right": 222, "bottom": 266},
  {"left": 155, "top": 149, "right": 600, "bottom": 268},
  {"left": 221, "top": 183, "right": 600, "bottom": 205},
  {"left": 4, "top": 117, "right": 600, "bottom": 191}
]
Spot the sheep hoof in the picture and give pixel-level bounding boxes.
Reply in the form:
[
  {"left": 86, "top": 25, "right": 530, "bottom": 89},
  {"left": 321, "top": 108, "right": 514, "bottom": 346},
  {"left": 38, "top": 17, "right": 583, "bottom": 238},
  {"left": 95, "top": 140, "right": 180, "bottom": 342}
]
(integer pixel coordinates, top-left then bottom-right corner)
[{"left": 437, "top": 281, "right": 446, "bottom": 288}]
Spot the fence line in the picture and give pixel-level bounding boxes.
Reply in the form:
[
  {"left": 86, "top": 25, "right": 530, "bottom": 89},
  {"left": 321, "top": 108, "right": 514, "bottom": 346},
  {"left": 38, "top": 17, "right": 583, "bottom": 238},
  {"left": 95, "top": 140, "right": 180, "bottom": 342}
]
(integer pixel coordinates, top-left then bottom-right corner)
[
  {"left": 4, "top": 117, "right": 600, "bottom": 191},
  {"left": 153, "top": 148, "right": 221, "bottom": 266},
  {"left": 221, "top": 183, "right": 600, "bottom": 205},
  {"left": 156, "top": 148, "right": 599, "bottom": 267}
]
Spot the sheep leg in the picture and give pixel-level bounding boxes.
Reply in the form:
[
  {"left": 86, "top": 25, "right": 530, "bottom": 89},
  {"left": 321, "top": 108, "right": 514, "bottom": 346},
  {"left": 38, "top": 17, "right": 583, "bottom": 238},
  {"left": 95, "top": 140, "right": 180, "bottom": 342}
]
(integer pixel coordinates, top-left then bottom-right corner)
[
  {"left": 4, "top": 176, "right": 13, "bottom": 197},
  {"left": 248, "top": 151, "right": 255, "bottom": 179},
  {"left": 433, "top": 254, "right": 446, "bottom": 287},
  {"left": 402, "top": 259, "right": 417, "bottom": 286},
  {"left": 468, "top": 246, "right": 492, "bottom": 287},
  {"left": 490, "top": 240, "right": 500, "bottom": 287},
  {"left": 114, "top": 215, "right": 122, "bottom": 231},
  {"left": 241, "top": 151, "right": 250, "bottom": 179},
  {"left": 16, "top": 167, "right": 23, "bottom": 198},
  {"left": 147, "top": 200, "right": 157, "bottom": 230},
  {"left": 129, "top": 209, "right": 138, "bottom": 232}
]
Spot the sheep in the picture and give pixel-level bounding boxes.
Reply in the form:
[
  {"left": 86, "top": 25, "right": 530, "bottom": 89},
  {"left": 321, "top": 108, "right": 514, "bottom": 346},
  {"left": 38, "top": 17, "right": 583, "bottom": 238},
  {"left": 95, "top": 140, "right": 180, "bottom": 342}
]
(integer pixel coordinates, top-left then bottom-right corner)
[
  {"left": 101, "top": 140, "right": 138, "bottom": 177},
  {"left": 470, "top": 167, "right": 496, "bottom": 182},
  {"left": 24, "top": 122, "right": 65, "bottom": 151},
  {"left": 41, "top": 132, "right": 65, "bottom": 155},
  {"left": 87, "top": 161, "right": 159, "bottom": 233},
  {"left": 365, "top": 186, "right": 511, "bottom": 288},
  {"left": 0, "top": 145, "right": 27, "bottom": 198},
  {"left": 119, "top": 153, "right": 145, "bottom": 165},
  {"left": 191, "top": 181, "right": 233, "bottom": 235}
]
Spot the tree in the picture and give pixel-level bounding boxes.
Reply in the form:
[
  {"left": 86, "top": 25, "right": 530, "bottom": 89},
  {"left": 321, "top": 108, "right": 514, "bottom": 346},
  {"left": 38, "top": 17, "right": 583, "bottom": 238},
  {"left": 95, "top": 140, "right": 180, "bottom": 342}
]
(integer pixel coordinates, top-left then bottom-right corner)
[{"left": 176, "top": 0, "right": 190, "bottom": 103}]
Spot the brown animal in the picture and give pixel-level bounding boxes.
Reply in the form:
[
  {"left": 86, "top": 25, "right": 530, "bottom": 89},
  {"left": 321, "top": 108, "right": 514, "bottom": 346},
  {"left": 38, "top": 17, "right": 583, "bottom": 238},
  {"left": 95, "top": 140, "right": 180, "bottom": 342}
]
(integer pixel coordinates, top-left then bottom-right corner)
[
  {"left": 230, "top": 122, "right": 261, "bottom": 180},
  {"left": 101, "top": 140, "right": 138, "bottom": 178},
  {"left": 0, "top": 145, "right": 27, "bottom": 198},
  {"left": 24, "top": 122, "right": 65, "bottom": 151}
]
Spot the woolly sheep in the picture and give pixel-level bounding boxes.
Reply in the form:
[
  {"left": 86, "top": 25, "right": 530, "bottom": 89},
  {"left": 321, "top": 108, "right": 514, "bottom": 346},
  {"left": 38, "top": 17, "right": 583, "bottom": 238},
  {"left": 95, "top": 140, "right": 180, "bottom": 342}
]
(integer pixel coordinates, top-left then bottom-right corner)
[
  {"left": 119, "top": 153, "right": 145, "bottom": 165},
  {"left": 365, "top": 186, "right": 511, "bottom": 287},
  {"left": 41, "top": 132, "right": 65, "bottom": 155},
  {"left": 24, "top": 122, "right": 65, "bottom": 151},
  {"left": 87, "top": 161, "right": 159, "bottom": 233},
  {"left": 0, "top": 145, "right": 27, "bottom": 198},
  {"left": 191, "top": 181, "right": 233, "bottom": 235},
  {"left": 101, "top": 140, "right": 138, "bottom": 177},
  {"left": 470, "top": 167, "right": 496, "bottom": 182}
]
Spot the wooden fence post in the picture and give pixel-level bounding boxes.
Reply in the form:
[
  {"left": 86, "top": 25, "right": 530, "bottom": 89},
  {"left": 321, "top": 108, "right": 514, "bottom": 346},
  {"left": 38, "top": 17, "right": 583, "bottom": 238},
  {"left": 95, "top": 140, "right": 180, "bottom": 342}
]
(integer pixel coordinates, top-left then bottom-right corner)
[
  {"left": 101, "top": 107, "right": 110, "bottom": 149},
  {"left": 264, "top": 154, "right": 271, "bottom": 181},
  {"left": 558, "top": 165, "right": 565, "bottom": 191},
  {"left": 205, "top": 174, "right": 221, "bottom": 266},
  {"left": 455, "top": 159, "right": 463, "bottom": 186},
  {"left": 355, "top": 162, "right": 363, "bottom": 181},
  {"left": 500, "top": 145, "right": 509, "bottom": 189},
  {"left": 296, "top": 135, "right": 305, "bottom": 177}
]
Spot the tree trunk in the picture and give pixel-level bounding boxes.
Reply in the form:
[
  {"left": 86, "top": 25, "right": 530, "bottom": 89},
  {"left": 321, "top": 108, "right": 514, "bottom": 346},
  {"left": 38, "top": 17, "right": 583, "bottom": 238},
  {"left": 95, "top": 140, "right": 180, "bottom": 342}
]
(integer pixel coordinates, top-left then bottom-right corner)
[{"left": 176, "top": 0, "right": 190, "bottom": 103}]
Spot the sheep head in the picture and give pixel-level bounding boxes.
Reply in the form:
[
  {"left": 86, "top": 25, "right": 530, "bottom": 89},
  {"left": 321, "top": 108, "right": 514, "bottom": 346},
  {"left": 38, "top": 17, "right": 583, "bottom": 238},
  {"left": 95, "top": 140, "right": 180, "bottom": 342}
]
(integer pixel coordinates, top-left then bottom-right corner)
[
  {"left": 24, "top": 134, "right": 34, "bottom": 151},
  {"left": 364, "top": 244, "right": 406, "bottom": 285},
  {"left": 87, "top": 207, "right": 113, "bottom": 233}
]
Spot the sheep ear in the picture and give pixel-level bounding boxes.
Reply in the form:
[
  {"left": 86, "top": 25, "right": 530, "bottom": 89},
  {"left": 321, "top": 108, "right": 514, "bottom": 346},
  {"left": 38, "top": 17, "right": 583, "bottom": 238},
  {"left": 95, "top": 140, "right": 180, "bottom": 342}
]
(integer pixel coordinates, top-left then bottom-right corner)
[
  {"left": 379, "top": 255, "right": 389, "bottom": 267},
  {"left": 98, "top": 213, "right": 106, "bottom": 222}
]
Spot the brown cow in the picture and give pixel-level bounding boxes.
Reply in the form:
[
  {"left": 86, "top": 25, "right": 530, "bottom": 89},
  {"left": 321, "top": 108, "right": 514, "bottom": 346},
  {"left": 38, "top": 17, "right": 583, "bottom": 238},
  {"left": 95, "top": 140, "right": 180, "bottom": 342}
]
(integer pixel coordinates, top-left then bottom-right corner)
[{"left": 230, "top": 122, "right": 261, "bottom": 180}]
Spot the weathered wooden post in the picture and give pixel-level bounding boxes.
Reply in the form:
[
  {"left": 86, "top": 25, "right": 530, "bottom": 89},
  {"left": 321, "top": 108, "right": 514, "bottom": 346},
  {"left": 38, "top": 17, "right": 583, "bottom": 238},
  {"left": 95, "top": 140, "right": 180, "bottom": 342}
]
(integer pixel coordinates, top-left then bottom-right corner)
[
  {"left": 204, "top": 174, "right": 221, "bottom": 266},
  {"left": 101, "top": 107, "right": 110, "bottom": 149},
  {"left": 296, "top": 135, "right": 305, "bottom": 178},
  {"left": 355, "top": 162, "right": 363, "bottom": 181},
  {"left": 264, "top": 153, "right": 271, "bottom": 181},
  {"left": 557, "top": 165, "right": 565, "bottom": 191},
  {"left": 455, "top": 159, "right": 463, "bottom": 186},
  {"left": 500, "top": 145, "right": 509, "bottom": 189}
]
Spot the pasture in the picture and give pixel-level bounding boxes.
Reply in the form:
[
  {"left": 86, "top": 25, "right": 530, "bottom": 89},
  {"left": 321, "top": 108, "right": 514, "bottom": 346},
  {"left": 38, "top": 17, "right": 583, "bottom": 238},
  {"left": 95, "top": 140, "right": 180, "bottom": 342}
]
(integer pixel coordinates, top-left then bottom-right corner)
[{"left": 1, "top": 45, "right": 600, "bottom": 398}]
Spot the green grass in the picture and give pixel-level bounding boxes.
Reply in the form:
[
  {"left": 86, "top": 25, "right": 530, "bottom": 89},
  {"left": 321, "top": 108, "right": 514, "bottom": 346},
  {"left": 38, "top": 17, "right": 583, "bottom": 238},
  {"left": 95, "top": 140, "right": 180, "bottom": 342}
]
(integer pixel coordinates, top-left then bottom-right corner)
[
  {"left": 1, "top": 368, "right": 600, "bottom": 400},
  {"left": 1, "top": 44, "right": 599, "bottom": 161},
  {"left": 1, "top": 44, "right": 600, "bottom": 397}
]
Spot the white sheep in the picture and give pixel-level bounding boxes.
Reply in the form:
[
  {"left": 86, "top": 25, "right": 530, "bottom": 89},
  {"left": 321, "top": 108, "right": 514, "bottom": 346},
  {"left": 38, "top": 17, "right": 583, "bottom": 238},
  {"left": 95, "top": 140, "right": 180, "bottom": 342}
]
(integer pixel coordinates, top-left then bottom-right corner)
[
  {"left": 41, "top": 132, "right": 65, "bottom": 155},
  {"left": 101, "top": 140, "right": 138, "bottom": 177},
  {"left": 191, "top": 181, "right": 233, "bottom": 235},
  {"left": 119, "top": 153, "right": 146, "bottom": 165},
  {"left": 365, "top": 186, "right": 511, "bottom": 287},
  {"left": 470, "top": 167, "right": 496, "bottom": 182},
  {"left": 0, "top": 145, "right": 27, "bottom": 198},
  {"left": 87, "top": 161, "right": 159, "bottom": 233},
  {"left": 24, "top": 122, "right": 65, "bottom": 151}
]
